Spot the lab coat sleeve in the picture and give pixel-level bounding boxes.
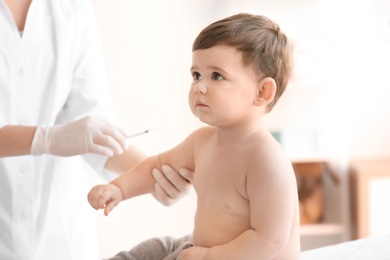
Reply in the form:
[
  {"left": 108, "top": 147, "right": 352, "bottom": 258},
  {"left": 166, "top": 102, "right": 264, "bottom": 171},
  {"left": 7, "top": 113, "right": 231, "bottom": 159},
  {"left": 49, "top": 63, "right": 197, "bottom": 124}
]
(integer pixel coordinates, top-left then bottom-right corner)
[{"left": 61, "top": 0, "right": 122, "bottom": 176}]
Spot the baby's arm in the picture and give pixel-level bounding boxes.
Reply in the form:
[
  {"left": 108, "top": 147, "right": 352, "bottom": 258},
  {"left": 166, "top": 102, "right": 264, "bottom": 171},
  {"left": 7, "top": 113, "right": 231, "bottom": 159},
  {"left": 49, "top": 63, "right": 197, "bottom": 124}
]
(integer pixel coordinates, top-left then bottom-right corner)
[
  {"left": 88, "top": 129, "right": 199, "bottom": 215},
  {"left": 88, "top": 155, "right": 164, "bottom": 215}
]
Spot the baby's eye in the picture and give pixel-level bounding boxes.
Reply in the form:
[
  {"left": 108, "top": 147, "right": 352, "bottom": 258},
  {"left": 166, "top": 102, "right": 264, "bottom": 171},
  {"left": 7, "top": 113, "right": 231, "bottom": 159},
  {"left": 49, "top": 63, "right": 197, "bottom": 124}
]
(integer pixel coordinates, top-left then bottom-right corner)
[
  {"left": 192, "top": 72, "right": 201, "bottom": 81},
  {"left": 211, "top": 72, "right": 223, "bottom": 81}
]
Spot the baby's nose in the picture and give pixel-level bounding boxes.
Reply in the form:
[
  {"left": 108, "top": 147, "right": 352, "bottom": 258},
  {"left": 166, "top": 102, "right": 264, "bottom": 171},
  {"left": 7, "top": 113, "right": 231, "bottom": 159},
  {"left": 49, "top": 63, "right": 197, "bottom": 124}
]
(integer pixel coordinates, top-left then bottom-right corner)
[{"left": 195, "top": 82, "right": 207, "bottom": 94}]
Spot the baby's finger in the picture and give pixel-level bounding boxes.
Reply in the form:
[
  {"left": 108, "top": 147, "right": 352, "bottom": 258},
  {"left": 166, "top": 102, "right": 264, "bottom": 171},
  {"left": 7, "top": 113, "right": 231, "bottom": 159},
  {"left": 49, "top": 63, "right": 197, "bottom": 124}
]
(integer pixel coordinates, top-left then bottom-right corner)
[
  {"left": 88, "top": 186, "right": 105, "bottom": 210},
  {"left": 97, "top": 190, "right": 113, "bottom": 209},
  {"left": 104, "top": 199, "right": 119, "bottom": 216}
]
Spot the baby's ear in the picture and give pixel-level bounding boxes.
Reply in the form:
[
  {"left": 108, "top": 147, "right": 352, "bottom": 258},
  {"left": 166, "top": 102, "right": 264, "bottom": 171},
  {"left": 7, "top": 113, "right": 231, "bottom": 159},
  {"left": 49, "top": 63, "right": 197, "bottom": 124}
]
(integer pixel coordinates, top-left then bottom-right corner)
[{"left": 254, "top": 77, "right": 276, "bottom": 106}]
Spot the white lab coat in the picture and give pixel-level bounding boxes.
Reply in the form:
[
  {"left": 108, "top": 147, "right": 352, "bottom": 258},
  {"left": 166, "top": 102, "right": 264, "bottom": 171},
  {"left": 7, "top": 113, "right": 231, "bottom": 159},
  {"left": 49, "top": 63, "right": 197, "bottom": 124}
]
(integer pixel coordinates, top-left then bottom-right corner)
[{"left": 0, "top": 0, "right": 119, "bottom": 259}]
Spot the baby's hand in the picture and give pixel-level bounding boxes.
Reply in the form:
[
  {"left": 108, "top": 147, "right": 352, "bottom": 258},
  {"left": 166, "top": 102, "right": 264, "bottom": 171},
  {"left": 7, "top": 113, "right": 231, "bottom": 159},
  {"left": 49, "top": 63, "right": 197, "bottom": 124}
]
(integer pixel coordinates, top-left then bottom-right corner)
[
  {"left": 88, "top": 184, "right": 123, "bottom": 216},
  {"left": 177, "top": 246, "right": 209, "bottom": 260}
]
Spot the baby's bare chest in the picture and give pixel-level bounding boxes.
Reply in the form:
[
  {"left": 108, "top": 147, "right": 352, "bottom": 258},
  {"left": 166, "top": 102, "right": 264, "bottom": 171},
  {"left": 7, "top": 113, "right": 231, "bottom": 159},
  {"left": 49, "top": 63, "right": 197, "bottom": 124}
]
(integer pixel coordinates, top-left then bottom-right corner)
[
  {"left": 191, "top": 146, "right": 253, "bottom": 246},
  {"left": 192, "top": 146, "right": 250, "bottom": 201}
]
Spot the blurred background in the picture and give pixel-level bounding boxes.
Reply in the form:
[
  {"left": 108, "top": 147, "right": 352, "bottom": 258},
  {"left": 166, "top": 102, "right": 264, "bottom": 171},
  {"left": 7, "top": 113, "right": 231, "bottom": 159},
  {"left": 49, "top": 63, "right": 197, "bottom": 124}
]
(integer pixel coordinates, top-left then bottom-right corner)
[{"left": 87, "top": 0, "right": 390, "bottom": 257}]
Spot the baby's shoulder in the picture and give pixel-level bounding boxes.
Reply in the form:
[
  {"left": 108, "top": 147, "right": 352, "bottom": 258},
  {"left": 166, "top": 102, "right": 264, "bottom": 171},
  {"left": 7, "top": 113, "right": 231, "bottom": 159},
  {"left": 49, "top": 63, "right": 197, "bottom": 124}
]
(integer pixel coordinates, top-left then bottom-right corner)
[
  {"left": 190, "top": 126, "right": 216, "bottom": 139},
  {"left": 181, "top": 126, "right": 216, "bottom": 148},
  {"left": 249, "top": 132, "right": 293, "bottom": 171}
]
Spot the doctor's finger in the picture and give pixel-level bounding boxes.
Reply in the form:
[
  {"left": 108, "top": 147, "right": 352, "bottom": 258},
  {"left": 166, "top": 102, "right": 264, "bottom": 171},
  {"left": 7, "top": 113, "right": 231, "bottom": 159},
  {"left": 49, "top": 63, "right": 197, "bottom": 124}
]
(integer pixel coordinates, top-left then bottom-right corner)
[
  {"left": 152, "top": 183, "right": 174, "bottom": 206},
  {"left": 101, "top": 121, "right": 129, "bottom": 137},
  {"left": 92, "top": 135, "right": 124, "bottom": 155},
  {"left": 100, "top": 125, "right": 129, "bottom": 150},
  {"left": 179, "top": 168, "right": 194, "bottom": 183},
  {"left": 162, "top": 165, "right": 192, "bottom": 193},
  {"left": 153, "top": 167, "right": 182, "bottom": 199},
  {"left": 88, "top": 143, "right": 115, "bottom": 157}
]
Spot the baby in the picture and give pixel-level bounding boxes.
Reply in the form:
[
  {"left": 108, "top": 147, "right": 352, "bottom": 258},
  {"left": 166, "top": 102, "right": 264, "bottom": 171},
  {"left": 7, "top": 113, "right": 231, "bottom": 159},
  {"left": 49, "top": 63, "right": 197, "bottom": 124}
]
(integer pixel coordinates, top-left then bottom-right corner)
[{"left": 88, "top": 13, "right": 300, "bottom": 260}]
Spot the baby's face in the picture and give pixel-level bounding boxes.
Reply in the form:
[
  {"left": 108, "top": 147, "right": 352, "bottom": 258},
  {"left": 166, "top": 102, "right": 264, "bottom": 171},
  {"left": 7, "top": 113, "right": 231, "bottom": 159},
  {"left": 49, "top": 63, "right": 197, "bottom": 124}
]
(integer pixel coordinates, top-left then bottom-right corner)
[{"left": 189, "top": 45, "right": 260, "bottom": 127}]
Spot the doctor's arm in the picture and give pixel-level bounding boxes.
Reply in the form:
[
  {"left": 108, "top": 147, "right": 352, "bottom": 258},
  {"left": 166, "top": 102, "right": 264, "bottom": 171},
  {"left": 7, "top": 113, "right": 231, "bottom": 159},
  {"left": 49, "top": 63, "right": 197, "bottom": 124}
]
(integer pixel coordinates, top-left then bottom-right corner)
[
  {"left": 0, "top": 123, "right": 192, "bottom": 205},
  {"left": 0, "top": 125, "right": 36, "bottom": 157},
  {"left": 0, "top": 116, "right": 129, "bottom": 158}
]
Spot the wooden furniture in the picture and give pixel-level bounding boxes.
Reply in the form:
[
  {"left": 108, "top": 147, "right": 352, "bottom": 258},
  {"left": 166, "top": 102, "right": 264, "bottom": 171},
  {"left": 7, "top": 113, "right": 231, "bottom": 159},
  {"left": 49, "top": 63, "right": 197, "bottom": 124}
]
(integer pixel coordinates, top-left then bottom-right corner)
[
  {"left": 349, "top": 159, "right": 390, "bottom": 239},
  {"left": 293, "top": 160, "right": 350, "bottom": 251}
]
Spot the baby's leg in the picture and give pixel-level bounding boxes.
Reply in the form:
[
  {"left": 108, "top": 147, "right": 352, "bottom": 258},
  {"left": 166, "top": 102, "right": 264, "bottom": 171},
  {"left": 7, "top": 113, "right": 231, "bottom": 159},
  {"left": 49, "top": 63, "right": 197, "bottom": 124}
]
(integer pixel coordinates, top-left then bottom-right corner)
[
  {"left": 105, "top": 235, "right": 192, "bottom": 260},
  {"left": 163, "top": 235, "right": 193, "bottom": 260}
]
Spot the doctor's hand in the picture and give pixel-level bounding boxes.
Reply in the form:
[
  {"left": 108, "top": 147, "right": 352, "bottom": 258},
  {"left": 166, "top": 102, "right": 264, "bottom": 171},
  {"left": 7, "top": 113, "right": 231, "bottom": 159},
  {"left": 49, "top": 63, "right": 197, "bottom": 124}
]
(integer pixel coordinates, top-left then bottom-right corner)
[
  {"left": 152, "top": 165, "right": 194, "bottom": 206},
  {"left": 88, "top": 183, "right": 123, "bottom": 216},
  {"left": 31, "top": 116, "right": 129, "bottom": 157}
]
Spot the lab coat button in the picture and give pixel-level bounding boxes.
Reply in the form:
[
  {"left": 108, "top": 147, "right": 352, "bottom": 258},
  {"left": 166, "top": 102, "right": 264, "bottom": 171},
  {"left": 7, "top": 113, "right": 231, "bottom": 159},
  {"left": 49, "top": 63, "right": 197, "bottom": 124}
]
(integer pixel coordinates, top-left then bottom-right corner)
[
  {"left": 20, "top": 210, "right": 26, "bottom": 220},
  {"left": 18, "top": 68, "right": 26, "bottom": 76},
  {"left": 20, "top": 164, "right": 30, "bottom": 173}
]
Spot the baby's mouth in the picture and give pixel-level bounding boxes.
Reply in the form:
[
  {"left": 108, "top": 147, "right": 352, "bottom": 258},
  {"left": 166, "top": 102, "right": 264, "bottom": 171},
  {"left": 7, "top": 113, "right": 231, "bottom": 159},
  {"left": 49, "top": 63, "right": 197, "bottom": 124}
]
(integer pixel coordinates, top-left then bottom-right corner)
[{"left": 195, "top": 100, "right": 207, "bottom": 107}]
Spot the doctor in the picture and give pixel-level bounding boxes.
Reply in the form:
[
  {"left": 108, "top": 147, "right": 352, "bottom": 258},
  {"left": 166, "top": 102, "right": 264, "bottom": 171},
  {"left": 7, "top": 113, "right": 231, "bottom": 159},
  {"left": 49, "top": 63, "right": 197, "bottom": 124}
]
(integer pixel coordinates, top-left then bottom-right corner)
[{"left": 0, "top": 0, "right": 193, "bottom": 259}]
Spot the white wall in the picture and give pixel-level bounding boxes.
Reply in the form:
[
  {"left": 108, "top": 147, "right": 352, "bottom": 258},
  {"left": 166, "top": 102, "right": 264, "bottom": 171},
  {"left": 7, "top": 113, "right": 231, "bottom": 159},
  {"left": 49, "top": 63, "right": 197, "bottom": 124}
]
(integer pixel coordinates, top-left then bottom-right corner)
[{"left": 90, "top": 0, "right": 390, "bottom": 257}]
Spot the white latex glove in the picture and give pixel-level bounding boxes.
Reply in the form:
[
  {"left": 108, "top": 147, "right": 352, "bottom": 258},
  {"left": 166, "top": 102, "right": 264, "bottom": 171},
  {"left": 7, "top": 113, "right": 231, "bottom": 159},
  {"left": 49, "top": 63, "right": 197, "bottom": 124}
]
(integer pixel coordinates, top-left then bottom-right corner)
[{"left": 31, "top": 116, "right": 129, "bottom": 157}]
